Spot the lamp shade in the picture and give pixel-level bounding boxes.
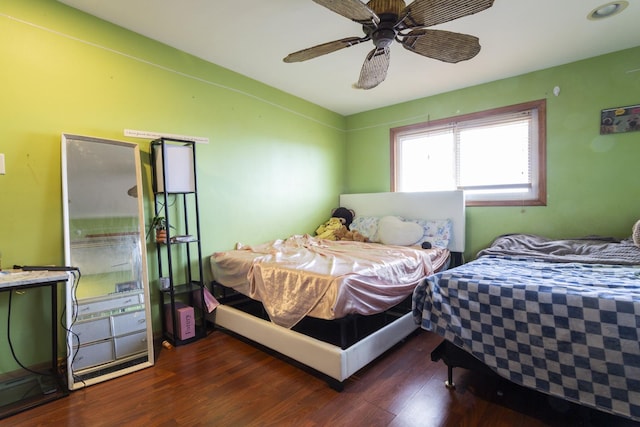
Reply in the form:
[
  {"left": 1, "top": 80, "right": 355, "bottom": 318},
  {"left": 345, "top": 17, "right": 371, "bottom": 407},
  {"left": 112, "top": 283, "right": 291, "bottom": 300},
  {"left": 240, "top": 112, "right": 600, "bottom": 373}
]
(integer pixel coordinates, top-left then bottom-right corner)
[{"left": 154, "top": 144, "right": 195, "bottom": 193}]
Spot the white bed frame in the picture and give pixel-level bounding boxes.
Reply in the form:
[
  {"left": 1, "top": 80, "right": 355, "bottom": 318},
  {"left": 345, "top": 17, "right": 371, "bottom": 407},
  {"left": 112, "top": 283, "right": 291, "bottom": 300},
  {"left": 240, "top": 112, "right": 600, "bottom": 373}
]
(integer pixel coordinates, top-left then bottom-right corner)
[{"left": 215, "top": 191, "right": 465, "bottom": 389}]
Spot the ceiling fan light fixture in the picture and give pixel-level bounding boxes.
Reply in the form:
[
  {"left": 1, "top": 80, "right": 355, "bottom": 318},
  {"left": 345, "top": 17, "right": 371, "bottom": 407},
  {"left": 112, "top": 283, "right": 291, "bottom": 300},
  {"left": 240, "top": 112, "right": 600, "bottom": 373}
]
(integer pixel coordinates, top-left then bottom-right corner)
[
  {"left": 287, "top": 0, "right": 495, "bottom": 89},
  {"left": 587, "top": 1, "right": 628, "bottom": 20}
]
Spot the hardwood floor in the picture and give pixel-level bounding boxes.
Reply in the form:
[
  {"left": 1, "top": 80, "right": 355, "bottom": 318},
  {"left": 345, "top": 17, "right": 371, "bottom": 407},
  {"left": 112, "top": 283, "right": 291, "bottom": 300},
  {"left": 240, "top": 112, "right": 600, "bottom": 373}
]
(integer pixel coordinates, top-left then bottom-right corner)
[{"left": 6, "top": 328, "right": 639, "bottom": 426}]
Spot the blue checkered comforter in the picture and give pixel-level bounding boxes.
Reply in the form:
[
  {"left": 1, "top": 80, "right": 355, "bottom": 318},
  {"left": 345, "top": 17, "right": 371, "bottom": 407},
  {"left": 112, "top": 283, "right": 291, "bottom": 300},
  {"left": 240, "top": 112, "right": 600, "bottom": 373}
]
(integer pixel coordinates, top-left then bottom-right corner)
[{"left": 413, "top": 255, "right": 640, "bottom": 421}]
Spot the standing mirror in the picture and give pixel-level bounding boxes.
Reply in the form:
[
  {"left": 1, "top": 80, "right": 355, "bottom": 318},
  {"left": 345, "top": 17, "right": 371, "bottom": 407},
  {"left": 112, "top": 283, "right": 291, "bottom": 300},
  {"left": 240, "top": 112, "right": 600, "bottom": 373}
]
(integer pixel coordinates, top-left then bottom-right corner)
[{"left": 61, "top": 134, "right": 154, "bottom": 390}]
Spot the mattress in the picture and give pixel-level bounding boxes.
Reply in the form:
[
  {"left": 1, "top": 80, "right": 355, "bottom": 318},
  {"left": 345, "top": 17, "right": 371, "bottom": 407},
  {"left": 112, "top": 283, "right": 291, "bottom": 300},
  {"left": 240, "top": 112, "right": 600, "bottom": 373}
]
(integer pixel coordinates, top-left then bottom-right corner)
[
  {"left": 412, "top": 235, "right": 640, "bottom": 422},
  {"left": 211, "top": 234, "right": 449, "bottom": 328}
]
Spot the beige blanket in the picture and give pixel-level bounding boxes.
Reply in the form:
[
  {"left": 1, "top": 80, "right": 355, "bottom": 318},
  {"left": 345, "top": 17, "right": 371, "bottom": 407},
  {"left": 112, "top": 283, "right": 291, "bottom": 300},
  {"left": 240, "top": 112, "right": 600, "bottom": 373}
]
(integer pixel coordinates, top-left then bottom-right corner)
[{"left": 212, "top": 234, "right": 448, "bottom": 328}]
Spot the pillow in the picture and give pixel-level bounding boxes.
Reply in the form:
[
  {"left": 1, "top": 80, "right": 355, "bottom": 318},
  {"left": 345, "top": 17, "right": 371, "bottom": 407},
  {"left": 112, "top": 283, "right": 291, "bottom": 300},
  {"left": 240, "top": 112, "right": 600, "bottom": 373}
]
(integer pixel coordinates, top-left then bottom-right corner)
[
  {"left": 633, "top": 219, "right": 640, "bottom": 247},
  {"left": 413, "top": 218, "right": 453, "bottom": 248},
  {"left": 349, "top": 216, "right": 380, "bottom": 242},
  {"left": 377, "top": 216, "right": 424, "bottom": 246},
  {"left": 351, "top": 215, "right": 454, "bottom": 248}
]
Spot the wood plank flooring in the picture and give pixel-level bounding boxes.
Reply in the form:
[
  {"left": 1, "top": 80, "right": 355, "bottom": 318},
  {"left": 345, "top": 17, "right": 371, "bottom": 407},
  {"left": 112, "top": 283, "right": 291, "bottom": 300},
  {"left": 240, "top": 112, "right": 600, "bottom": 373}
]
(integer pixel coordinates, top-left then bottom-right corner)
[{"left": 6, "top": 328, "right": 639, "bottom": 426}]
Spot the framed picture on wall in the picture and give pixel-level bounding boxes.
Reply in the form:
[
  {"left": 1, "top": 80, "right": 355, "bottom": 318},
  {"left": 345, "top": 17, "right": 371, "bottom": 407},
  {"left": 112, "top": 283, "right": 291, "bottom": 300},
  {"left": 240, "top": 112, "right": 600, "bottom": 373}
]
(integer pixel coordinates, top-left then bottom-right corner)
[{"left": 600, "top": 104, "right": 640, "bottom": 134}]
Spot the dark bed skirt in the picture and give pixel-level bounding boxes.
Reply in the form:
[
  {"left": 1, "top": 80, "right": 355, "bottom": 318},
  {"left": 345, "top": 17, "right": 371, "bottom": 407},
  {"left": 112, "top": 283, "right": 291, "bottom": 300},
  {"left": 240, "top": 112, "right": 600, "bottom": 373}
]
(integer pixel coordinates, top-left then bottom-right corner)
[{"left": 211, "top": 281, "right": 413, "bottom": 349}]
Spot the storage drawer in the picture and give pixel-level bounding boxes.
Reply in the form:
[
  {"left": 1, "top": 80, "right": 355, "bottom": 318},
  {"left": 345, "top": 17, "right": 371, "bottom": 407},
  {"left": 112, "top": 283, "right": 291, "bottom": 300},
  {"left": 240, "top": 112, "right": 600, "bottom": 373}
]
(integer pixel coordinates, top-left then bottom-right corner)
[
  {"left": 73, "top": 340, "right": 114, "bottom": 371},
  {"left": 77, "top": 293, "right": 143, "bottom": 316},
  {"left": 114, "top": 331, "right": 147, "bottom": 358},
  {"left": 74, "top": 317, "right": 111, "bottom": 344},
  {"left": 112, "top": 310, "right": 147, "bottom": 336}
]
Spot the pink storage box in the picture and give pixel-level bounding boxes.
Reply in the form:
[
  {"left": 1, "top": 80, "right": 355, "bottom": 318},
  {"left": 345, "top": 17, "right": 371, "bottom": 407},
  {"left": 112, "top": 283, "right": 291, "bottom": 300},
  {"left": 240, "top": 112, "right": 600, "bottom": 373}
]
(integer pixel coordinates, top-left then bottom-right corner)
[{"left": 164, "top": 302, "right": 195, "bottom": 340}]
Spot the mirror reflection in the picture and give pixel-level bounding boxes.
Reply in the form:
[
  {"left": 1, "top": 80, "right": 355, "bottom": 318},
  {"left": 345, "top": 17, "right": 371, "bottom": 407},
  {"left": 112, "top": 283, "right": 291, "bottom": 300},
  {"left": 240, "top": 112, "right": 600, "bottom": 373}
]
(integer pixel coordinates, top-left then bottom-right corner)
[{"left": 62, "top": 134, "right": 153, "bottom": 390}]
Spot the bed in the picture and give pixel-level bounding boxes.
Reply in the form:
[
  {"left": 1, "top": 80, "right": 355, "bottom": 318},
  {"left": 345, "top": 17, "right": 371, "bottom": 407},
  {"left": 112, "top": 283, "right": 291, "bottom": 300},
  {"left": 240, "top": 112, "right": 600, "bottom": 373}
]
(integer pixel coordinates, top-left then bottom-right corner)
[
  {"left": 210, "top": 190, "right": 465, "bottom": 389},
  {"left": 413, "top": 233, "right": 640, "bottom": 422}
]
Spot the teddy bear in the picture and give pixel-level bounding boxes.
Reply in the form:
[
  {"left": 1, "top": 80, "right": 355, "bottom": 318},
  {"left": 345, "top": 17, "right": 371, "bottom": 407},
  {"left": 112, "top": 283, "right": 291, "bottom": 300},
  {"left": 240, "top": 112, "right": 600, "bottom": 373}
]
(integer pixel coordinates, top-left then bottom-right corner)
[
  {"left": 315, "top": 217, "right": 344, "bottom": 240},
  {"left": 334, "top": 226, "right": 368, "bottom": 242},
  {"left": 331, "top": 207, "right": 355, "bottom": 227},
  {"left": 315, "top": 207, "right": 368, "bottom": 242}
]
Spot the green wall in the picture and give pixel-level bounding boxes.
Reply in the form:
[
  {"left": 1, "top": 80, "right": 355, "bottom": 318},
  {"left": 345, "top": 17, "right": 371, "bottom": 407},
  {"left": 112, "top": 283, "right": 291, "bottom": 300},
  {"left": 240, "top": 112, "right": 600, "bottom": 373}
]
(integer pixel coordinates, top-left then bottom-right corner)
[
  {"left": 345, "top": 46, "right": 640, "bottom": 257},
  {"left": 0, "top": 0, "right": 345, "bottom": 372},
  {"left": 1, "top": 0, "right": 639, "bottom": 374}
]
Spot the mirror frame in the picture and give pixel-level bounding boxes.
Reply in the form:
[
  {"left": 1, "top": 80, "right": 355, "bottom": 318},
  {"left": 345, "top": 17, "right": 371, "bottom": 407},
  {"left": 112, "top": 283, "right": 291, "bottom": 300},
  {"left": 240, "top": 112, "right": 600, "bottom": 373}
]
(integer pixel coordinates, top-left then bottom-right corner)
[{"left": 61, "top": 134, "right": 154, "bottom": 389}]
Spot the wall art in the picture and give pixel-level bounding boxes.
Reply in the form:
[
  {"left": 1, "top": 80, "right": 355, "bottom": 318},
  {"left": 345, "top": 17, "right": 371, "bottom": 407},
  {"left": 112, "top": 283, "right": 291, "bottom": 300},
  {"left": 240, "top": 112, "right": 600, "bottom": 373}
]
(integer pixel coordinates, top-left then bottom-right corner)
[{"left": 600, "top": 104, "right": 640, "bottom": 134}]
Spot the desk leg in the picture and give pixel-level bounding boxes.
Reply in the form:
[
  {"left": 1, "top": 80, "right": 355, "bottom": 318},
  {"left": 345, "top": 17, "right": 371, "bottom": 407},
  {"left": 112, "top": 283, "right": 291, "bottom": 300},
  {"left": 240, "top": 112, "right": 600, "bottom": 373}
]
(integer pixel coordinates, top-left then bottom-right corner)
[
  {"left": 0, "top": 279, "right": 68, "bottom": 420},
  {"left": 51, "top": 283, "right": 57, "bottom": 379}
]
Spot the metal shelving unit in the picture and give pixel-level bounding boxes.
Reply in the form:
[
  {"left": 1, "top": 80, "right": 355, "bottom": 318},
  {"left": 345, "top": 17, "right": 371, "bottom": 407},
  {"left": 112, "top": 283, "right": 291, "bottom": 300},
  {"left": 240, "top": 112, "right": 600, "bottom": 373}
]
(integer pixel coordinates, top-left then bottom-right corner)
[{"left": 151, "top": 138, "right": 207, "bottom": 346}]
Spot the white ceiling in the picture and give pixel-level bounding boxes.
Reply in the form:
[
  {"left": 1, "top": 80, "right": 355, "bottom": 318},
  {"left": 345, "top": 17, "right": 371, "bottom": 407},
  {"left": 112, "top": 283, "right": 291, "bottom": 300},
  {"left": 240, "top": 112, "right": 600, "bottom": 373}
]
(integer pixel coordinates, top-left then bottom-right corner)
[{"left": 58, "top": 0, "right": 640, "bottom": 116}]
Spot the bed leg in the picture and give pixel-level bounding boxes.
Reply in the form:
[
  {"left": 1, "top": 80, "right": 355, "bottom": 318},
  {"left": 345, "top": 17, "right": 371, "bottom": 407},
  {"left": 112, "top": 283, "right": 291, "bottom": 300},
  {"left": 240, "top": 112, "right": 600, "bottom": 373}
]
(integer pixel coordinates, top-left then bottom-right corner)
[
  {"left": 352, "top": 316, "right": 358, "bottom": 342},
  {"left": 328, "top": 379, "right": 344, "bottom": 392},
  {"left": 338, "top": 315, "right": 358, "bottom": 349},
  {"left": 340, "top": 318, "right": 347, "bottom": 349},
  {"left": 445, "top": 365, "right": 455, "bottom": 389}
]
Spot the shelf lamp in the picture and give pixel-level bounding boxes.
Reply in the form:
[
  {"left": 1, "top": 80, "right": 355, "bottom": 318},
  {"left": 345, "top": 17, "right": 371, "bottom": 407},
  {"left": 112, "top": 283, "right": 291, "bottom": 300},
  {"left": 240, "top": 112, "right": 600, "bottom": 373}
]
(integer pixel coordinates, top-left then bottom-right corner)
[{"left": 154, "top": 143, "right": 195, "bottom": 193}]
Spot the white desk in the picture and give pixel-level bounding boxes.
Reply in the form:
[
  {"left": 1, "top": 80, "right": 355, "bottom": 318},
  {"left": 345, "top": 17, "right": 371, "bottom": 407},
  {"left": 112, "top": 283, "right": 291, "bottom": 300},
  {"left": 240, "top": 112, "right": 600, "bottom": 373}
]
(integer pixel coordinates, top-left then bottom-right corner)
[
  {"left": 0, "top": 269, "right": 70, "bottom": 419},
  {"left": 0, "top": 269, "right": 68, "bottom": 288}
]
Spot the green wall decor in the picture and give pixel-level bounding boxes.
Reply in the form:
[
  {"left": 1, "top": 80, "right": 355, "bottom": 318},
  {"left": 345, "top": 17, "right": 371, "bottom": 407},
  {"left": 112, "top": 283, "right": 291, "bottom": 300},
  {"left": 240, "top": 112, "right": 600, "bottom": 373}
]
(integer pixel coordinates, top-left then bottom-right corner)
[{"left": 600, "top": 103, "right": 640, "bottom": 134}]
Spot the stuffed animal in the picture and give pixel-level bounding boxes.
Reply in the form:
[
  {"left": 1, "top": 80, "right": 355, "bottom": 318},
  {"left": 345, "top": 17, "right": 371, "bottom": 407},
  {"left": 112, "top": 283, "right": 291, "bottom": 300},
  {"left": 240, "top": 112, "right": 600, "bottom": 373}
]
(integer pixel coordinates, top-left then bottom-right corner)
[
  {"left": 315, "top": 217, "right": 344, "bottom": 240},
  {"left": 331, "top": 207, "right": 355, "bottom": 227},
  {"left": 334, "top": 226, "right": 368, "bottom": 242},
  {"left": 315, "top": 207, "right": 368, "bottom": 242}
]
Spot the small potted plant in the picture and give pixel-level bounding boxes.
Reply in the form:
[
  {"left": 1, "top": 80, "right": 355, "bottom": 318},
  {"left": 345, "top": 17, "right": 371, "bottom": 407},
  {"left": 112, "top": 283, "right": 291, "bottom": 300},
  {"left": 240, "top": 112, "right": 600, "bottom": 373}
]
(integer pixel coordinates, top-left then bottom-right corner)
[{"left": 149, "top": 216, "right": 170, "bottom": 244}]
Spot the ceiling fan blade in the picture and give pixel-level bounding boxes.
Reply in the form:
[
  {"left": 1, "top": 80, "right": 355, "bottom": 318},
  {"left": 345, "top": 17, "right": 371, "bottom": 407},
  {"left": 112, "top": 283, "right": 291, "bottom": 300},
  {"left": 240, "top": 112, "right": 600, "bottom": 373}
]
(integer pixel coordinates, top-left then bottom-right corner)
[
  {"left": 283, "top": 37, "right": 367, "bottom": 63},
  {"left": 353, "top": 47, "right": 390, "bottom": 90},
  {"left": 313, "top": 0, "right": 380, "bottom": 24},
  {"left": 401, "top": 29, "right": 481, "bottom": 63},
  {"left": 400, "top": 0, "right": 494, "bottom": 29}
]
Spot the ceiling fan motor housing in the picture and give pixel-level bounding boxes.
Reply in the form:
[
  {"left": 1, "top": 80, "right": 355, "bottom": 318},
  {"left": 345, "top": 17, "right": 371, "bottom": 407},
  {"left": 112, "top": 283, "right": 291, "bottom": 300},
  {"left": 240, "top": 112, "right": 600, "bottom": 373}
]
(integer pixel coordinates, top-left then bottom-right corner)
[
  {"left": 371, "top": 24, "right": 396, "bottom": 48},
  {"left": 366, "top": 0, "right": 406, "bottom": 48}
]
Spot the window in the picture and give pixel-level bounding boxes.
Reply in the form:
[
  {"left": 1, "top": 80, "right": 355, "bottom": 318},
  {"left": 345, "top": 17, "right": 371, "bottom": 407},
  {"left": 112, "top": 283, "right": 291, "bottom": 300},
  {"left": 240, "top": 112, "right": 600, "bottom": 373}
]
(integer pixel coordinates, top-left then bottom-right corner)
[{"left": 391, "top": 99, "right": 546, "bottom": 206}]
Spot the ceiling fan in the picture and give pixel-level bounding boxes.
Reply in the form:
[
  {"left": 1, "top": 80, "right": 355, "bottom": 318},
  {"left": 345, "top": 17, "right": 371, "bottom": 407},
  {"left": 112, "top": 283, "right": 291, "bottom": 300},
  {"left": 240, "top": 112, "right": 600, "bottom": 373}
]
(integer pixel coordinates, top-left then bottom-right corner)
[{"left": 283, "top": 0, "right": 494, "bottom": 89}]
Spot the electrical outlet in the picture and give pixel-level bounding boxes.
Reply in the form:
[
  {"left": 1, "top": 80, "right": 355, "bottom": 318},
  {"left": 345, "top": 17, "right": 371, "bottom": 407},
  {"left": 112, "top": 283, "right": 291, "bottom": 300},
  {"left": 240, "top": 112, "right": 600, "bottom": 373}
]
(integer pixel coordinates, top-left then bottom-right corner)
[{"left": 0, "top": 153, "right": 5, "bottom": 175}]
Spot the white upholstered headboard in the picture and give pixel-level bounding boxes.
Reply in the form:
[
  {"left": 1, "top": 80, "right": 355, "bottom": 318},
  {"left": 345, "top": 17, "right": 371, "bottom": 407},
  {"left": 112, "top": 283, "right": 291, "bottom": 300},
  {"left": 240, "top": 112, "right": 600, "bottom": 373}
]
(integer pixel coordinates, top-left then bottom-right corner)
[{"left": 339, "top": 191, "right": 466, "bottom": 253}]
